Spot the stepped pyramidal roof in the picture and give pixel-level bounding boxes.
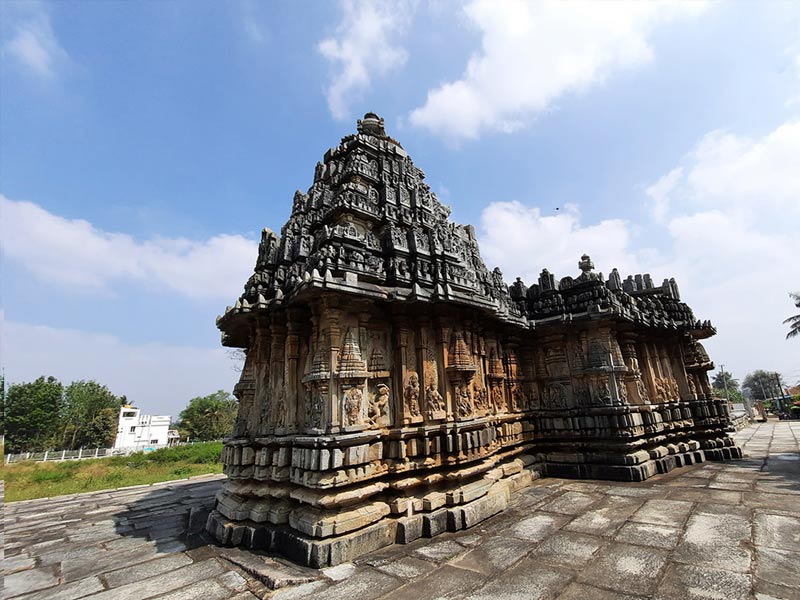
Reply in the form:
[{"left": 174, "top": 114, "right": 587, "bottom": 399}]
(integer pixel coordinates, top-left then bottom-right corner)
[{"left": 218, "top": 113, "right": 714, "bottom": 345}]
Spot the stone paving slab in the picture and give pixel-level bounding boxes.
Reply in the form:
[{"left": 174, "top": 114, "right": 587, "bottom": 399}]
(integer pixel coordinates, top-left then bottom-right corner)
[{"left": 2, "top": 420, "right": 799, "bottom": 599}]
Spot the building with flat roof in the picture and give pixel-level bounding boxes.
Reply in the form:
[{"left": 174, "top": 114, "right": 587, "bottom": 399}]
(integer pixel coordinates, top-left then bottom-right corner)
[{"left": 113, "top": 406, "right": 172, "bottom": 449}]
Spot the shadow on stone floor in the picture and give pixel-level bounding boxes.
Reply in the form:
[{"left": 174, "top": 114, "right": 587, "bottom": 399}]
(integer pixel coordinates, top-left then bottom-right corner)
[
  {"left": 108, "top": 476, "right": 225, "bottom": 555},
  {"left": 109, "top": 476, "right": 322, "bottom": 592}
]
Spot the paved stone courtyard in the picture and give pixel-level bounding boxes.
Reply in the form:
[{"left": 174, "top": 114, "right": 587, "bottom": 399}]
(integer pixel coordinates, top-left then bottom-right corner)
[{"left": 3, "top": 420, "right": 799, "bottom": 600}]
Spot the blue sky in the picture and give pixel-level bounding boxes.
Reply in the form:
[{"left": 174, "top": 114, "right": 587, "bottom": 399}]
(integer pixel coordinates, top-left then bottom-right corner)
[{"left": 2, "top": 0, "right": 799, "bottom": 417}]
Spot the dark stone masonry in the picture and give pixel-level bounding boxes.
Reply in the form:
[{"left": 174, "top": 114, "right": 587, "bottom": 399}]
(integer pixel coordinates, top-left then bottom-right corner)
[{"left": 206, "top": 113, "right": 741, "bottom": 567}]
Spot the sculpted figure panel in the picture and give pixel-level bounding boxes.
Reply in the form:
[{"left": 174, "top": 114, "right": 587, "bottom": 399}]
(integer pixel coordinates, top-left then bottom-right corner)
[
  {"left": 425, "top": 384, "right": 445, "bottom": 419},
  {"left": 492, "top": 384, "right": 506, "bottom": 413},
  {"left": 305, "top": 383, "right": 325, "bottom": 429},
  {"left": 368, "top": 384, "right": 390, "bottom": 427},
  {"left": 404, "top": 372, "right": 421, "bottom": 417},
  {"left": 542, "top": 383, "right": 567, "bottom": 409},
  {"left": 274, "top": 386, "right": 287, "bottom": 428},
  {"left": 344, "top": 386, "right": 363, "bottom": 426},
  {"left": 456, "top": 384, "right": 472, "bottom": 418}
]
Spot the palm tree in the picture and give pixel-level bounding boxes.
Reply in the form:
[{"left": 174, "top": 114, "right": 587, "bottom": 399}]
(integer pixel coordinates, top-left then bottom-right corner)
[{"left": 784, "top": 292, "right": 800, "bottom": 339}]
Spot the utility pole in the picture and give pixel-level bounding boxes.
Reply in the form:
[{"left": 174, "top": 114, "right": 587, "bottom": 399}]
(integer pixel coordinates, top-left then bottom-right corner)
[
  {"left": 719, "top": 364, "right": 732, "bottom": 411},
  {"left": 758, "top": 377, "right": 770, "bottom": 413},
  {"left": 773, "top": 372, "right": 785, "bottom": 413}
]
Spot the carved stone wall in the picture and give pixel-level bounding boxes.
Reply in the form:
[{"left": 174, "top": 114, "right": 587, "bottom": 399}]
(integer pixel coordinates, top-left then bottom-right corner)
[{"left": 206, "top": 113, "right": 741, "bottom": 567}]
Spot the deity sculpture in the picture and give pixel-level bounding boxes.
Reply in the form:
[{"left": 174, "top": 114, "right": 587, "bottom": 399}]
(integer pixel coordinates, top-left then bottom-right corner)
[
  {"left": 425, "top": 384, "right": 445, "bottom": 414},
  {"left": 456, "top": 384, "right": 472, "bottom": 417},
  {"left": 344, "top": 386, "right": 363, "bottom": 426},
  {"left": 274, "top": 386, "right": 287, "bottom": 427},
  {"left": 368, "top": 384, "right": 390, "bottom": 426},
  {"left": 404, "top": 373, "right": 421, "bottom": 416}
]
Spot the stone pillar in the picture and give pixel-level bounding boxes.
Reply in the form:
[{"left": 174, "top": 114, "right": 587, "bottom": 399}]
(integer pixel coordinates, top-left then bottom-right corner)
[
  {"left": 269, "top": 314, "right": 287, "bottom": 434},
  {"left": 253, "top": 323, "right": 272, "bottom": 436},
  {"left": 323, "top": 301, "right": 343, "bottom": 430},
  {"left": 283, "top": 310, "right": 303, "bottom": 433},
  {"left": 436, "top": 320, "right": 453, "bottom": 420}
]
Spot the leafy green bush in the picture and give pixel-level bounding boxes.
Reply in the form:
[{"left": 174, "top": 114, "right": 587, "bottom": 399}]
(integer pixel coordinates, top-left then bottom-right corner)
[
  {"left": 188, "top": 442, "right": 224, "bottom": 464},
  {"left": 105, "top": 442, "right": 223, "bottom": 468}
]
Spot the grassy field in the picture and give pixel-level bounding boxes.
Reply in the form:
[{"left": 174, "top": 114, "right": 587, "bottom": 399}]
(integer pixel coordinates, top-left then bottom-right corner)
[{"left": 2, "top": 442, "right": 224, "bottom": 502}]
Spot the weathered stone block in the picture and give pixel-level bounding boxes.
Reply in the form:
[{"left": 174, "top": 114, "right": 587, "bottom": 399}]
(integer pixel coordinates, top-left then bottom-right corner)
[
  {"left": 461, "top": 492, "right": 508, "bottom": 529},
  {"left": 397, "top": 514, "right": 424, "bottom": 543},
  {"left": 423, "top": 508, "right": 449, "bottom": 538}
]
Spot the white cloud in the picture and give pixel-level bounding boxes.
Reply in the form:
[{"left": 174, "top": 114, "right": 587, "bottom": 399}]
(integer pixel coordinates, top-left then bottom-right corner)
[
  {"left": 656, "top": 209, "right": 796, "bottom": 385},
  {"left": 478, "top": 201, "right": 638, "bottom": 283},
  {"left": 318, "top": 0, "right": 414, "bottom": 120},
  {"left": 646, "top": 167, "right": 683, "bottom": 223},
  {"left": 644, "top": 119, "right": 800, "bottom": 224},
  {"left": 409, "top": 0, "right": 705, "bottom": 142},
  {"left": 2, "top": 318, "right": 240, "bottom": 419},
  {"left": 683, "top": 122, "right": 800, "bottom": 212},
  {"left": 3, "top": 5, "right": 70, "bottom": 79},
  {"left": 642, "top": 120, "right": 800, "bottom": 382},
  {"left": 1, "top": 196, "right": 258, "bottom": 301}
]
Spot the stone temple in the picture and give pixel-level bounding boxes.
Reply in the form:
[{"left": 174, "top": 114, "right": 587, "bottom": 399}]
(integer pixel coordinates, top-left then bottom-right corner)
[{"left": 206, "top": 113, "right": 741, "bottom": 567}]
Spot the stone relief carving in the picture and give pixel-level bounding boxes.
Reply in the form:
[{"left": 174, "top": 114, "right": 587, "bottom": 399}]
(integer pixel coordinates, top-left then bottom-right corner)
[
  {"left": 617, "top": 377, "right": 628, "bottom": 403},
  {"left": 404, "top": 372, "right": 421, "bottom": 417},
  {"left": 305, "top": 383, "right": 325, "bottom": 429},
  {"left": 637, "top": 379, "right": 650, "bottom": 403},
  {"left": 542, "top": 384, "right": 567, "bottom": 409},
  {"left": 425, "top": 384, "right": 445, "bottom": 419},
  {"left": 572, "top": 379, "right": 590, "bottom": 407},
  {"left": 274, "top": 386, "right": 287, "bottom": 428},
  {"left": 587, "top": 341, "right": 610, "bottom": 369},
  {"left": 654, "top": 377, "right": 680, "bottom": 402},
  {"left": 688, "top": 377, "right": 697, "bottom": 398},
  {"left": 491, "top": 384, "right": 506, "bottom": 413},
  {"left": 367, "top": 384, "right": 390, "bottom": 427},
  {"left": 472, "top": 384, "right": 488, "bottom": 413},
  {"left": 455, "top": 384, "right": 472, "bottom": 418},
  {"left": 544, "top": 348, "right": 569, "bottom": 378},
  {"left": 344, "top": 386, "right": 363, "bottom": 426},
  {"left": 592, "top": 378, "right": 612, "bottom": 405}
]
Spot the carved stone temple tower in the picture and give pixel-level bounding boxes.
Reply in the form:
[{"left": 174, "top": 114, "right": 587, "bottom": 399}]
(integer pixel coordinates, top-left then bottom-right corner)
[{"left": 207, "top": 113, "right": 741, "bottom": 566}]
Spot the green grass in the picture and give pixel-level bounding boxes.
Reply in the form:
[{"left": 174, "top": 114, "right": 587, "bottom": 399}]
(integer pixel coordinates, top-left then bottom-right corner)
[{"left": 2, "top": 442, "right": 224, "bottom": 502}]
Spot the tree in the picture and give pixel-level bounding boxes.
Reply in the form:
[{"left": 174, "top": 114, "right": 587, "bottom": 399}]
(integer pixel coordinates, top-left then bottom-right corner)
[
  {"left": 784, "top": 292, "right": 800, "bottom": 339},
  {"left": 713, "top": 387, "right": 745, "bottom": 405},
  {"left": 743, "top": 370, "right": 786, "bottom": 402},
  {"left": 60, "top": 381, "right": 125, "bottom": 449},
  {"left": 5, "top": 376, "right": 64, "bottom": 453},
  {"left": 712, "top": 370, "right": 739, "bottom": 393},
  {"left": 178, "top": 391, "right": 238, "bottom": 441}
]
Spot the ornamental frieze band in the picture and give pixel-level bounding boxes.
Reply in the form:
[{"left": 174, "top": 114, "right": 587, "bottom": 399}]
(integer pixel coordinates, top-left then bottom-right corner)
[{"left": 206, "top": 113, "right": 741, "bottom": 566}]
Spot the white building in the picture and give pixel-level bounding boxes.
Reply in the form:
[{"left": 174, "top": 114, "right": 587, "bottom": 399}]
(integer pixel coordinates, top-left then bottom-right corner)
[{"left": 113, "top": 406, "right": 172, "bottom": 449}]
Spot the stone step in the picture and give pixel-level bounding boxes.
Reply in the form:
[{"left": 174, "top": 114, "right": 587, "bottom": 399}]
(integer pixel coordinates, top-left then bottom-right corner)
[{"left": 219, "top": 547, "right": 319, "bottom": 590}]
